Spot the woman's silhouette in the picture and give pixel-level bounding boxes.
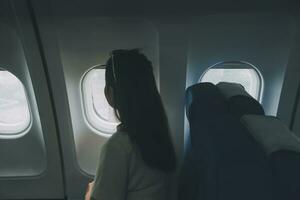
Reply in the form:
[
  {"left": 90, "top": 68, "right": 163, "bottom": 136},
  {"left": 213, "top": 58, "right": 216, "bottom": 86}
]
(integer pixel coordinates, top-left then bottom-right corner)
[{"left": 85, "top": 49, "right": 176, "bottom": 200}]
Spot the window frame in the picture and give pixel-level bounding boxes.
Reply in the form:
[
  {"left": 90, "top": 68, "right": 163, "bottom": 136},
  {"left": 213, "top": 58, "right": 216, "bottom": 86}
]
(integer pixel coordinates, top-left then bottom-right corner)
[
  {"left": 199, "top": 61, "right": 264, "bottom": 102},
  {"left": 0, "top": 68, "right": 33, "bottom": 139},
  {"left": 80, "top": 64, "right": 119, "bottom": 137}
]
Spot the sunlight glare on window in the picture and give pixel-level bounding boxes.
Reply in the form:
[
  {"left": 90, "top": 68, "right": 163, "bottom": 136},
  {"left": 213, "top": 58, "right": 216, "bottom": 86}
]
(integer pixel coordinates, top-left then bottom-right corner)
[
  {"left": 90, "top": 69, "right": 119, "bottom": 123},
  {"left": 81, "top": 67, "right": 119, "bottom": 135},
  {"left": 0, "top": 70, "right": 31, "bottom": 136}
]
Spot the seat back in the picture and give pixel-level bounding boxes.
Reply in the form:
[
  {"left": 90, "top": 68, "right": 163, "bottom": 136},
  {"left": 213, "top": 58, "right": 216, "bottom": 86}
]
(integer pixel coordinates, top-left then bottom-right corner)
[
  {"left": 180, "top": 82, "right": 272, "bottom": 200},
  {"left": 179, "top": 83, "right": 226, "bottom": 200},
  {"left": 217, "top": 82, "right": 265, "bottom": 118},
  {"left": 215, "top": 82, "right": 272, "bottom": 200},
  {"left": 242, "top": 115, "right": 300, "bottom": 200}
]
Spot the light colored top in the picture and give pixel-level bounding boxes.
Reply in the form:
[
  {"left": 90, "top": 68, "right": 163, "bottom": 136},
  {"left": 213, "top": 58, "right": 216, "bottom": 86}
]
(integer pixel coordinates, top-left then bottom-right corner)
[{"left": 91, "top": 131, "right": 168, "bottom": 200}]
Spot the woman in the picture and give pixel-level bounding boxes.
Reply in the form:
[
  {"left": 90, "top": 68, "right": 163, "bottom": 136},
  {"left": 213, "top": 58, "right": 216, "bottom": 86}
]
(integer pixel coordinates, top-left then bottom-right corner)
[{"left": 85, "top": 49, "right": 176, "bottom": 200}]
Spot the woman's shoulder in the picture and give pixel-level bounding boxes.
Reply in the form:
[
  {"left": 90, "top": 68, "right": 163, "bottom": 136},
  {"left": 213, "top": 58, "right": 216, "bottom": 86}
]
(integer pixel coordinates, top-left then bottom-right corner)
[{"left": 105, "top": 131, "right": 133, "bottom": 154}]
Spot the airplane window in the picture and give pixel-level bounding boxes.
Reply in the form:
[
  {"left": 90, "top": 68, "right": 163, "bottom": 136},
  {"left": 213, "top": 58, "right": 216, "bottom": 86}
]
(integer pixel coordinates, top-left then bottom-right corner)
[
  {"left": 200, "top": 62, "right": 263, "bottom": 100},
  {"left": 0, "top": 70, "right": 31, "bottom": 137},
  {"left": 81, "top": 66, "right": 119, "bottom": 136}
]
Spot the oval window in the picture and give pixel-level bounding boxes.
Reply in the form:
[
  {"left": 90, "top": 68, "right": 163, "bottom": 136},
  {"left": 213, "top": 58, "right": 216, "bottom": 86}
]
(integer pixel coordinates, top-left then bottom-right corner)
[
  {"left": 81, "top": 66, "right": 119, "bottom": 136},
  {"left": 0, "top": 69, "right": 31, "bottom": 137},
  {"left": 200, "top": 61, "right": 263, "bottom": 101}
]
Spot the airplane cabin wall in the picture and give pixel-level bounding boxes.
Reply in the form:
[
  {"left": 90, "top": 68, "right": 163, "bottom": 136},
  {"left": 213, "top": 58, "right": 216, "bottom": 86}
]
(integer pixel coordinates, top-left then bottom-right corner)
[
  {"left": 186, "top": 14, "right": 294, "bottom": 116},
  {"left": 57, "top": 18, "right": 160, "bottom": 176},
  {"left": 31, "top": 1, "right": 188, "bottom": 197},
  {"left": 0, "top": 1, "right": 64, "bottom": 199},
  {"left": 277, "top": 16, "right": 300, "bottom": 137},
  {"left": 0, "top": 13, "right": 46, "bottom": 178},
  {"left": 1, "top": 0, "right": 300, "bottom": 200}
]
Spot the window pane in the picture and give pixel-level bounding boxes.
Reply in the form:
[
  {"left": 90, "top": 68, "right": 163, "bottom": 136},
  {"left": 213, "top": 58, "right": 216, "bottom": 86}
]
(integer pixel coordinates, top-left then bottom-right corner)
[
  {"left": 0, "top": 70, "right": 31, "bottom": 135},
  {"left": 200, "top": 68, "right": 261, "bottom": 100},
  {"left": 90, "top": 69, "right": 118, "bottom": 123},
  {"left": 81, "top": 68, "right": 119, "bottom": 135}
]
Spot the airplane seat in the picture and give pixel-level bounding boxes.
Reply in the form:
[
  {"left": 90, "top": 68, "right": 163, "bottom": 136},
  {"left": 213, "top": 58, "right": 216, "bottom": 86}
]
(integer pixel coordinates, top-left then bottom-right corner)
[
  {"left": 179, "top": 82, "right": 226, "bottom": 200},
  {"left": 180, "top": 82, "right": 272, "bottom": 200},
  {"left": 216, "top": 82, "right": 265, "bottom": 118},
  {"left": 178, "top": 142, "right": 205, "bottom": 200},
  {"left": 241, "top": 115, "right": 300, "bottom": 200},
  {"left": 227, "top": 95, "right": 265, "bottom": 117},
  {"left": 217, "top": 82, "right": 251, "bottom": 98},
  {"left": 217, "top": 82, "right": 272, "bottom": 200},
  {"left": 185, "top": 82, "right": 227, "bottom": 145}
]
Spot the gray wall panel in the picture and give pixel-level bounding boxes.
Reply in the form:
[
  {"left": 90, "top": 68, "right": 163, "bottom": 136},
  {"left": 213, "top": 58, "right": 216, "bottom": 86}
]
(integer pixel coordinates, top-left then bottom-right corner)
[
  {"left": 186, "top": 14, "right": 294, "bottom": 116},
  {"left": 277, "top": 17, "right": 300, "bottom": 128},
  {"left": 0, "top": 1, "right": 64, "bottom": 199}
]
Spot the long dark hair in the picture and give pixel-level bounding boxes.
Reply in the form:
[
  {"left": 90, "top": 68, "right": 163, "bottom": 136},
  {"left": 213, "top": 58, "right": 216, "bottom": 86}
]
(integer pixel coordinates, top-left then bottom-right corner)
[{"left": 105, "top": 49, "right": 176, "bottom": 172}]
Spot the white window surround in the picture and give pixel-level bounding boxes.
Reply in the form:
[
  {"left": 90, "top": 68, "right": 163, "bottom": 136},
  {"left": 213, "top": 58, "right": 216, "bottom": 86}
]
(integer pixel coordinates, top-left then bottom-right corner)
[
  {"left": 0, "top": 69, "right": 32, "bottom": 139},
  {"left": 81, "top": 65, "right": 119, "bottom": 137}
]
